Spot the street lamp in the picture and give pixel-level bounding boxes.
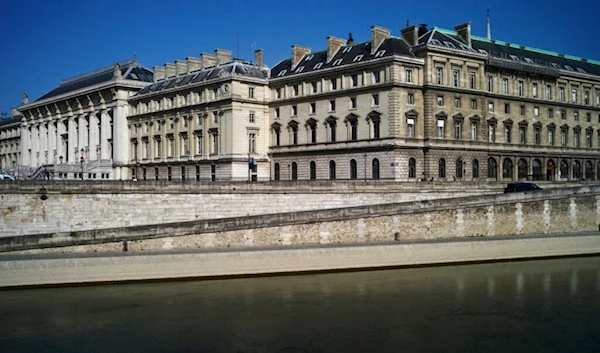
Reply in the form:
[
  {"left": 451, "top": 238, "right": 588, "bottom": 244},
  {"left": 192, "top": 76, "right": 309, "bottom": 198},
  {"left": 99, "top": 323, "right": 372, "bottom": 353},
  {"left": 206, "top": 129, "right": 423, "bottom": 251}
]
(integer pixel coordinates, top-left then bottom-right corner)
[{"left": 80, "top": 148, "right": 85, "bottom": 180}]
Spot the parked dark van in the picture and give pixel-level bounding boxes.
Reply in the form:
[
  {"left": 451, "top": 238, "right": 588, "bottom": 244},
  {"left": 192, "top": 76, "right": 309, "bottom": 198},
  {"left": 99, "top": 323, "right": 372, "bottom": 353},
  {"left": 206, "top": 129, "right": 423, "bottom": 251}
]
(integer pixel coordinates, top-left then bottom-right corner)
[{"left": 504, "top": 182, "right": 543, "bottom": 193}]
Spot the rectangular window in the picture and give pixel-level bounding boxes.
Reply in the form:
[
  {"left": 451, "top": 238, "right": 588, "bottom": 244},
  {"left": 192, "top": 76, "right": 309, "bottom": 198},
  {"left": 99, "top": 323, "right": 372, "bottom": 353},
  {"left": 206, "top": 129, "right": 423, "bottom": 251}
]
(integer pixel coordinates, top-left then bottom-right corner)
[
  {"left": 585, "top": 90, "right": 590, "bottom": 105},
  {"left": 520, "top": 105, "right": 525, "bottom": 116},
  {"left": 454, "top": 121, "right": 461, "bottom": 139},
  {"left": 487, "top": 76, "right": 493, "bottom": 92},
  {"left": 249, "top": 111, "right": 255, "bottom": 123},
  {"left": 587, "top": 131, "right": 592, "bottom": 148},
  {"left": 437, "top": 120, "right": 444, "bottom": 138},
  {"left": 587, "top": 113, "right": 591, "bottom": 122},
  {"left": 293, "top": 85, "right": 299, "bottom": 96},
  {"left": 574, "top": 131, "right": 580, "bottom": 148},
  {"left": 505, "top": 125, "right": 512, "bottom": 143},
  {"left": 546, "top": 85, "right": 552, "bottom": 100},
  {"left": 532, "top": 83, "right": 538, "bottom": 98},
  {"left": 471, "top": 99, "right": 477, "bottom": 110},
  {"left": 561, "top": 110, "right": 566, "bottom": 119},
  {"left": 535, "top": 127, "right": 541, "bottom": 145},
  {"left": 435, "top": 67, "right": 443, "bottom": 84},
  {"left": 330, "top": 78, "right": 337, "bottom": 90},
  {"left": 534, "top": 107, "right": 539, "bottom": 117},
  {"left": 454, "top": 97, "right": 461, "bottom": 108},
  {"left": 407, "top": 118, "right": 414, "bottom": 138},
  {"left": 453, "top": 69, "right": 460, "bottom": 87},
  {"left": 406, "top": 69, "right": 413, "bottom": 83},
  {"left": 372, "top": 94, "right": 379, "bottom": 106},
  {"left": 408, "top": 93, "right": 415, "bottom": 105},
  {"left": 574, "top": 111, "right": 579, "bottom": 121},
  {"left": 275, "top": 107, "right": 280, "bottom": 118},
  {"left": 310, "top": 102, "right": 316, "bottom": 114},
  {"left": 471, "top": 122, "right": 477, "bottom": 141},
  {"left": 502, "top": 78, "right": 508, "bottom": 94},
  {"left": 213, "top": 111, "right": 218, "bottom": 123},
  {"left": 559, "top": 87, "right": 565, "bottom": 102},
  {"left": 561, "top": 130, "right": 567, "bottom": 146},
  {"left": 249, "top": 87, "right": 255, "bottom": 98},
  {"left": 248, "top": 133, "right": 256, "bottom": 153},
  {"left": 311, "top": 82, "right": 318, "bottom": 93},
  {"left": 548, "top": 109, "right": 553, "bottom": 119},
  {"left": 469, "top": 72, "right": 476, "bottom": 89},
  {"left": 548, "top": 129, "right": 554, "bottom": 146},
  {"left": 519, "top": 126, "right": 526, "bottom": 144},
  {"left": 292, "top": 105, "right": 297, "bottom": 116},
  {"left": 504, "top": 103, "right": 510, "bottom": 114},
  {"left": 329, "top": 100, "right": 336, "bottom": 111},
  {"left": 373, "top": 71, "right": 381, "bottom": 83},
  {"left": 350, "top": 97, "right": 357, "bottom": 109},
  {"left": 518, "top": 81, "right": 524, "bottom": 96},
  {"left": 351, "top": 74, "right": 358, "bottom": 87},
  {"left": 488, "top": 124, "right": 496, "bottom": 142},
  {"left": 488, "top": 102, "right": 494, "bottom": 112},
  {"left": 437, "top": 95, "right": 444, "bottom": 107},
  {"left": 572, "top": 88, "right": 578, "bottom": 103}
]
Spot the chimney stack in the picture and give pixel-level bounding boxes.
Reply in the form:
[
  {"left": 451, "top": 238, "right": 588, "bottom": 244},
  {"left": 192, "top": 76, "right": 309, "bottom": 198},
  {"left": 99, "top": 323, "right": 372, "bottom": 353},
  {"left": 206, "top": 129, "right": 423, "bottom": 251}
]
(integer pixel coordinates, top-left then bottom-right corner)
[
  {"left": 418, "top": 24, "right": 428, "bottom": 37},
  {"left": 370, "top": 25, "right": 391, "bottom": 54},
  {"left": 291, "top": 45, "right": 311, "bottom": 68},
  {"left": 255, "top": 49, "right": 264, "bottom": 67},
  {"left": 327, "top": 36, "right": 346, "bottom": 62},
  {"left": 215, "top": 49, "right": 233, "bottom": 64},
  {"left": 175, "top": 60, "right": 186, "bottom": 76},
  {"left": 186, "top": 57, "right": 202, "bottom": 73},
  {"left": 400, "top": 25, "right": 419, "bottom": 47},
  {"left": 347, "top": 33, "right": 354, "bottom": 45},
  {"left": 454, "top": 22, "right": 472, "bottom": 47},
  {"left": 200, "top": 52, "right": 217, "bottom": 69},
  {"left": 153, "top": 66, "right": 165, "bottom": 82},
  {"left": 164, "top": 63, "right": 176, "bottom": 78}
]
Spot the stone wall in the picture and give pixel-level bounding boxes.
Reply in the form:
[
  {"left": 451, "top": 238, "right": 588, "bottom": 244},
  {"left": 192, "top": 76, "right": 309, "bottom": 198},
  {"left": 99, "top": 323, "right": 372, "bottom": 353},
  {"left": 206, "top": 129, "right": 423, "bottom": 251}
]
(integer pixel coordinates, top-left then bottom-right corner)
[
  {"left": 2, "top": 185, "right": 599, "bottom": 254},
  {"left": 0, "top": 180, "right": 500, "bottom": 237}
]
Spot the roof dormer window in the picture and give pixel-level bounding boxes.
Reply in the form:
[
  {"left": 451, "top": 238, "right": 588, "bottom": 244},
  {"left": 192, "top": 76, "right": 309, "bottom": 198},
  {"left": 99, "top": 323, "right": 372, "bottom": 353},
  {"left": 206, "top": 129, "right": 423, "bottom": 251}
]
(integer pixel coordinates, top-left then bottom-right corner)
[
  {"left": 277, "top": 70, "right": 287, "bottom": 77},
  {"left": 577, "top": 68, "right": 586, "bottom": 73},
  {"left": 314, "top": 62, "right": 323, "bottom": 70},
  {"left": 430, "top": 39, "right": 442, "bottom": 46},
  {"left": 295, "top": 66, "right": 305, "bottom": 73},
  {"left": 478, "top": 49, "right": 488, "bottom": 55},
  {"left": 459, "top": 44, "right": 471, "bottom": 51},
  {"left": 524, "top": 58, "right": 534, "bottom": 64},
  {"left": 444, "top": 41, "right": 455, "bottom": 48},
  {"left": 510, "top": 55, "right": 519, "bottom": 61},
  {"left": 353, "top": 55, "right": 363, "bottom": 62},
  {"left": 333, "top": 59, "right": 343, "bottom": 66},
  {"left": 375, "top": 50, "right": 386, "bottom": 58},
  {"left": 305, "top": 54, "right": 314, "bottom": 61},
  {"left": 342, "top": 46, "right": 352, "bottom": 53},
  {"left": 551, "top": 63, "right": 560, "bottom": 69},
  {"left": 565, "top": 65, "right": 574, "bottom": 71}
]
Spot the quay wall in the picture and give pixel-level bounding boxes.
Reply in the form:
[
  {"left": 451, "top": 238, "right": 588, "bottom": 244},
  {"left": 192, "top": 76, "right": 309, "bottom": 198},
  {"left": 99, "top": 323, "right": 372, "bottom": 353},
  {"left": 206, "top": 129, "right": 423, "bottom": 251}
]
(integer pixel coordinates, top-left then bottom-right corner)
[{"left": 2, "top": 185, "right": 600, "bottom": 254}]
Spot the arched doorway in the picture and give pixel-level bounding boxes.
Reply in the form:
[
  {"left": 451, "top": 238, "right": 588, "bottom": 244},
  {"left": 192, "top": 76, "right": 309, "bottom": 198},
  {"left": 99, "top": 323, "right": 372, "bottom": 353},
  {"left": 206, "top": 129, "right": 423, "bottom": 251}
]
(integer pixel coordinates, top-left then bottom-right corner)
[
  {"left": 585, "top": 161, "right": 593, "bottom": 180},
  {"left": 372, "top": 159, "right": 380, "bottom": 179},
  {"left": 502, "top": 158, "right": 514, "bottom": 180},
  {"left": 532, "top": 159, "right": 542, "bottom": 181},
  {"left": 517, "top": 158, "right": 528, "bottom": 180},
  {"left": 572, "top": 160, "right": 582, "bottom": 180},
  {"left": 487, "top": 157, "right": 497, "bottom": 180},
  {"left": 559, "top": 160, "right": 569, "bottom": 180},
  {"left": 546, "top": 159, "right": 555, "bottom": 181}
]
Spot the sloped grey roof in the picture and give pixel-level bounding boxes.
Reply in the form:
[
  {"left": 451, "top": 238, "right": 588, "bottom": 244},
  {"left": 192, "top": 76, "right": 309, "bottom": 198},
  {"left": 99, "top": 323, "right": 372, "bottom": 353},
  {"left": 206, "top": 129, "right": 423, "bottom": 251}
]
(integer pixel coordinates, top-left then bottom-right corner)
[
  {"left": 135, "top": 60, "right": 268, "bottom": 96},
  {"left": 270, "top": 37, "right": 415, "bottom": 78},
  {"left": 35, "top": 58, "right": 153, "bottom": 102},
  {"left": 0, "top": 116, "right": 21, "bottom": 127}
]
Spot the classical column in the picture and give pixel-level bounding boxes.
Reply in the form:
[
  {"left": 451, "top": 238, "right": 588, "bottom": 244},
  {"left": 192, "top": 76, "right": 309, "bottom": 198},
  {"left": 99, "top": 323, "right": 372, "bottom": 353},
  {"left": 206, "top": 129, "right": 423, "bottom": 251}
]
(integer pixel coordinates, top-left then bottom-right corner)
[
  {"left": 89, "top": 112, "right": 99, "bottom": 160},
  {"left": 68, "top": 117, "right": 76, "bottom": 163},
  {"left": 56, "top": 120, "right": 65, "bottom": 162},
  {"left": 20, "top": 122, "right": 30, "bottom": 166},
  {"left": 112, "top": 101, "right": 129, "bottom": 179},
  {"left": 31, "top": 124, "right": 39, "bottom": 167},
  {"left": 100, "top": 110, "right": 109, "bottom": 160},
  {"left": 77, "top": 114, "right": 86, "bottom": 160},
  {"left": 48, "top": 121, "right": 56, "bottom": 163}
]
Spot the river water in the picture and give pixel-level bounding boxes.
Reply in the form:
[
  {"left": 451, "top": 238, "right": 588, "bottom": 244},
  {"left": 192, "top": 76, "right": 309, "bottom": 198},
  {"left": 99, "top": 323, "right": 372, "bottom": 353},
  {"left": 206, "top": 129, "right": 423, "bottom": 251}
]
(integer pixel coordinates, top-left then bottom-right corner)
[{"left": 1, "top": 256, "right": 600, "bottom": 353}]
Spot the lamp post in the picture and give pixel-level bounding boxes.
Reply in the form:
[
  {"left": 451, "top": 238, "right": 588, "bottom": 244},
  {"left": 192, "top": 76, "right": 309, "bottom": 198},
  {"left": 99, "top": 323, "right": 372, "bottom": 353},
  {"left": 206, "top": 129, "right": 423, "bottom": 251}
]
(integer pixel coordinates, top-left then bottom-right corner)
[{"left": 80, "top": 148, "right": 85, "bottom": 180}]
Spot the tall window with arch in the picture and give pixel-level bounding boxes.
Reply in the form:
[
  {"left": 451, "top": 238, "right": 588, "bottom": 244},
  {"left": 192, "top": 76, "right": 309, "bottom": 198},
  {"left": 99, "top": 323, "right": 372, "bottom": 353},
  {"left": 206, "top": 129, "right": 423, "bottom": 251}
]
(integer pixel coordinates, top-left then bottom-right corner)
[
  {"left": 472, "top": 159, "right": 479, "bottom": 178},
  {"left": 408, "top": 158, "right": 416, "bottom": 178},
  {"left": 502, "top": 158, "right": 514, "bottom": 179},
  {"left": 329, "top": 160, "right": 336, "bottom": 180},
  {"left": 350, "top": 159, "right": 358, "bottom": 179},
  {"left": 488, "top": 158, "right": 497, "bottom": 179},
  {"left": 274, "top": 163, "right": 280, "bottom": 181},
  {"left": 309, "top": 161, "right": 317, "bottom": 180},
  {"left": 439, "top": 158, "right": 446, "bottom": 178},
  {"left": 372, "top": 158, "right": 380, "bottom": 179},
  {"left": 291, "top": 162, "right": 298, "bottom": 180}
]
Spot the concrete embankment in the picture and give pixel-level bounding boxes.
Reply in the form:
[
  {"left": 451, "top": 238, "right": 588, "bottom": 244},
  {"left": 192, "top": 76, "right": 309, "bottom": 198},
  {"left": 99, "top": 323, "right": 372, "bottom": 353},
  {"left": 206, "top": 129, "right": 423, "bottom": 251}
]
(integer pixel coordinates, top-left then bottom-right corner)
[{"left": 1, "top": 233, "right": 599, "bottom": 288}]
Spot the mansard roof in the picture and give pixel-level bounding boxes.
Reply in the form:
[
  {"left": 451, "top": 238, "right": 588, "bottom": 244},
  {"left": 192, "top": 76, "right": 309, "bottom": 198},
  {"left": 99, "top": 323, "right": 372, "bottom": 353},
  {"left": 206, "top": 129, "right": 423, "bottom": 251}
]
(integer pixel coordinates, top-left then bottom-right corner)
[
  {"left": 270, "top": 37, "right": 415, "bottom": 78},
  {"left": 135, "top": 60, "right": 268, "bottom": 96},
  {"left": 426, "top": 27, "right": 600, "bottom": 77},
  {"left": 0, "top": 116, "right": 21, "bottom": 127},
  {"left": 35, "top": 58, "right": 153, "bottom": 102}
]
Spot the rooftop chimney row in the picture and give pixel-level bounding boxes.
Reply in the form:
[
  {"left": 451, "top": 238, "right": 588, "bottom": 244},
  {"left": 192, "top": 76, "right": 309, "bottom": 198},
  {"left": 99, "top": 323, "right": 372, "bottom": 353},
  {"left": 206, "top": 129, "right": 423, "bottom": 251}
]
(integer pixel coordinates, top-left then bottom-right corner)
[
  {"left": 370, "top": 25, "right": 391, "bottom": 54},
  {"left": 291, "top": 45, "right": 311, "bottom": 68},
  {"left": 327, "top": 36, "right": 346, "bottom": 62},
  {"left": 454, "top": 22, "right": 472, "bottom": 47}
]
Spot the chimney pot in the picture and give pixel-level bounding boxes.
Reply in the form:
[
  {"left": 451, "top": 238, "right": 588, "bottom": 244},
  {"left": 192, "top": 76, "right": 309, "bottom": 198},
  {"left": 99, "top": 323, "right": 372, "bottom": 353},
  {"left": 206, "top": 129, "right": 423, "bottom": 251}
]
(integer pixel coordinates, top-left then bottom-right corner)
[
  {"left": 291, "top": 45, "right": 312, "bottom": 68},
  {"left": 214, "top": 49, "right": 233, "bottom": 64},
  {"left": 326, "top": 36, "right": 346, "bottom": 62},
  {"left": 255, "top": 49, "right": 264, "bottom": 68},
  {"left": 400, "top": 25, "right": 419, "bottom": 47},
  {"left": 200, "top": 52, "right": 217, "bottom": 69},
  {"left": 347, "top": 33, "right": 354, "bottom": 45},
  {"left": 153, "top": 66, "right": 165, "bottom": 82},
  {"left": 370, "top": 25, "right": 391, "bottom": 54},
  {"left": 164, "top": 63, "right": 176, "bottom": 79},
  {"left": 454, "top": 22, "right": 472, "bottom": 47}
]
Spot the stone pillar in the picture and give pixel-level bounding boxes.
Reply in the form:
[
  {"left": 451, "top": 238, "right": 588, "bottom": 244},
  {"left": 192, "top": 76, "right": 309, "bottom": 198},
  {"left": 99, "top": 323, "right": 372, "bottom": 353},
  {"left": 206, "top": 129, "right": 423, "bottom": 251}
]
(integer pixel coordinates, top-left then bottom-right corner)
[
  {"left": 100, "top": 110, "right": 109, "bottom": 160},
  {"left": 31, "top": 124, "right": 39, "bottom": 167},
  {"left": 112, "top": 102, "right": 129, "bottom": 179},
  {"left": 89, "top": 112, "right": 99, "bottom": 160},
  {"left": 39, "top": 123, "right": 47, "bottom": 164},
  {"left": 20, "top": 123, "right": 30, "bottom": 166},
  {"left": 68, "top": 117, "right": 76, "bottom": 163},
  {"left": 56, "top": 120, "right": 65, "bottom": 162},
  {"left": 48, "top": 121, "right": 56, "bottom": 163}
]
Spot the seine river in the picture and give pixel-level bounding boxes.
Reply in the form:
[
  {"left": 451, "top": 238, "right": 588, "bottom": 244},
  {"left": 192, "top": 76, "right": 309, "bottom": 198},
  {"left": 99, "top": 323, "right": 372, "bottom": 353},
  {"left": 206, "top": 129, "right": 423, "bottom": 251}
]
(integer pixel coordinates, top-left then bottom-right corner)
[{"left": 1, "top": 256, "right": 600, "bottom": 352}]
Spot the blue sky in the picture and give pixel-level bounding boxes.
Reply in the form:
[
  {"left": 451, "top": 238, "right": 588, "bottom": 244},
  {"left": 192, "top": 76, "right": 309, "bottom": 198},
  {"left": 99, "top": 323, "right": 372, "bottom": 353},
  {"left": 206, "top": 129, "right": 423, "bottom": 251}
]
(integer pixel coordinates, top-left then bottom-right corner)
[{"left": 1, "top": 0, "right": 599, "bottom": 115}]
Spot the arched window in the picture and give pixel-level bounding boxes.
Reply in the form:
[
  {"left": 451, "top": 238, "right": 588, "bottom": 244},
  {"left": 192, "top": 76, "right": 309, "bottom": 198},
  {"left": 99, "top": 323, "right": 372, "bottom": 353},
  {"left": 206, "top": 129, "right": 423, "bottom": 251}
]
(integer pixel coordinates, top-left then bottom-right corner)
[
  {"left": 439, "top": 158, "right": 446, "bottom": 178},
  {"left": 517, "top": 158, "right": 528, "bottom": 180},
  {"left": 350, "top": 159, "right": 358, "bottom": 179},
  {"left": 597, "top": 162, "right": 600, "bottom": 182},
  {"left": 585, "top": 161, "right": 593, "bottom": 180},
  {"left": 559, "top": 160, "right": 569, "bottom": 179},
  {"left": 546, "top": 159, "right": 555, "bottom": 181},
  {"left": 572, "top": 160, "right": 581, "bottom": 179},
  {"left": 291, "top": 162, "right": 298, "bottom": 180},
  {"left": 472, "top": 159, "right": 479, "bottom": 178},
  {"left": 488, "top": 158, "right": 497, "bottom": 179},
  {"left": 502, "top": 158, "right": 513, "bottom": 179},
  {"left": 408, "top": 158, "right": 416, "bottom": 178},
  {"left": 532, "top": 159, "right": 542, "bottom": 181},
  {"left": 329, "top": 160, "right": 336, "bottom": 180},
  {"left": 372, "top": 158, "right": 380, "bottom": 179},
  {"left": 274, "top": 163, "right": 280, "bottom": 181},
  {"left": 310, "top": 161, "right": 317, "bottom": 180},
  {"left": 456, "top": 158, "right": 464, "bottom": 178}
]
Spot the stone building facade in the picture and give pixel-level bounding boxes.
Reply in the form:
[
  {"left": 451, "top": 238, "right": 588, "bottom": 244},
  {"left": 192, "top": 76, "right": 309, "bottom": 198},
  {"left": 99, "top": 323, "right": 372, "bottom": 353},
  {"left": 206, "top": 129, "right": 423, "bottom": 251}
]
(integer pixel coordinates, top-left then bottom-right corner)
[
  {"left": 12, "top": 22, "right": 600, "bottom": 182},
  {"left": 0, "top": 109, "right": 21, "bottom": 174},
  {"left": 127, "top": 50, "right": 270, "bottom": 181}
]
